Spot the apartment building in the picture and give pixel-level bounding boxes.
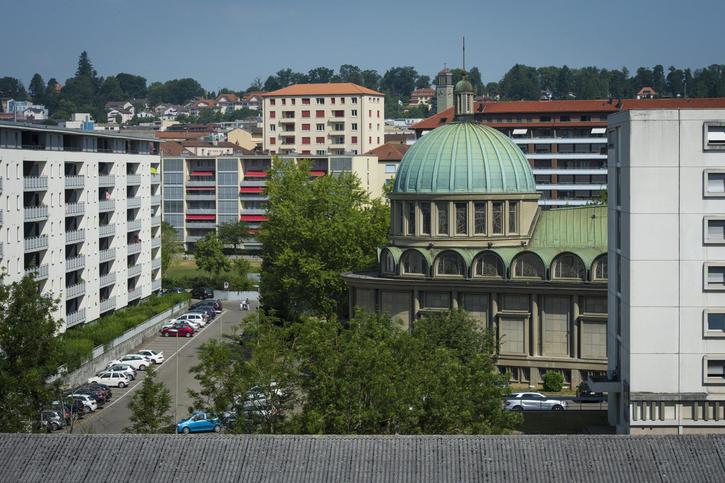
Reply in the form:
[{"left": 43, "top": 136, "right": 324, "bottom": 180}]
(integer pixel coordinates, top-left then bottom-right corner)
[
  {"left": 412, "top": 98, "right": 725, "bottom": 207},
  {"left": 262, "top": 83, "right": 385, "bottom": 156},
  {"left": 0, "top": 121, "right": 162, "bottom": 332},
  {"left": 600, "top": 109, "right": 725, "bottom": 434}
]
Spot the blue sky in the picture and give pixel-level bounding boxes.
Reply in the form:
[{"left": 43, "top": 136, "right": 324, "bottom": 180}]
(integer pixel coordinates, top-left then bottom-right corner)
[{"left": 2, "top": 0, "right": 723, "bottom": 91}]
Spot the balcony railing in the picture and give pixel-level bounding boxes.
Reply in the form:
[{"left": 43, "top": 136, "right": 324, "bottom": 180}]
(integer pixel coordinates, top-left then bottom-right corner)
[
  {"left": 151, "top": 195, "right": 161, "bottom": 205},
  {"left": 127, "top": 220, "right": 142, "bottom": 232},
  {"left": 24, "top": 235, "right": 48, "bottom": 252},
  {"left": 24, "top": 205, "right": 48, "bottom": 221},
  {"left": 151, "top": 174, "right": 161, "bottom": 184},
  {"left": 99, "top": 224, "right": 115, "bottom": 237},
  {"left": 152, "top": 279, "right": 162, "bottom": 291},
  {"left": 65, "top": 202, "right": 85, "bottom": 216},
  {"left": 0, "top": 178, "right": 3, "bottom": 192},
  {"left": 65, "top": 176, "right": 85, "bottom": 189},
  {"left": 23, "top": 176, "right": 48, "bottom": 191},
  {"left": 127, "top": 198, "right": 141, "bottom": 209},
  {"left": 100, "top": 272, "right": 116, "bottom": 287},
  {"left": 99, "top": 175, "right": 115, "bottom": 187},
  {"left": 240, "top": 180, "right": 267, "bottom": 187},
  {"left": 65, "top": 282, "right": 86, "bottom": 300},
  {"left": 186, "top": 180, "right": 216, "bottom": 187},
  {"left": 128, "top": 287, "right": 141, "bottom": 300},
  {"left": 151, "top": 237, "right": 161, "bottom": 249},
  {"left": 100, "top": 296, "right": 116, "bottom": 313},
  {"left": 66, "top": 309, "right": 86, "bottom": 328},
  {"left": 127, "top": 264, "right": 142, "bottom": 278},
  {"left": 0, "top": 242, "right": 3, "bottom": 258},
  {"left": 186, "top": 208, "right": 216, "bottom": 214},
  {"left": 151, "top": 216, "right": 161, "bottom": 226},
  {"left": 65, "top": 255, "right": 85, "bottom": 272},
  {"left": 186, "top": 193, "right": 216, "bottom": 200},
  {"left": 186, "top": 222, "right": 217, "bottom": 229},
  {"left": 99, "top": 200, "right": 115, "bottom": 212},
  {"left": 152, "top": 258, "right": 161, "bottom": 270},
  {"left": 127, "top": 174, "right": 142, "bottom": 185},
  {"left": 65, "top": 229, "right": 84, "bottom": 244},
  {"left": 25, "top": 264, "right": 48, "bottom": 281},
  {"left": 99, "top": 247, "right": 116, "bottom": 262},
  {"left": 0, "top": 211, "right": 4, "bottom": 225},
  {"left": 241, "top": 208, "right": 267, "bottom": 215},
  {"left": 127, "top": 242, "right": 142, "bottom": 255}
]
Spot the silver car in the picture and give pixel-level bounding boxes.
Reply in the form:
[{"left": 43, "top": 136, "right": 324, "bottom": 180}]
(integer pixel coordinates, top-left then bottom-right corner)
[{"left": 504, "top": 392, "right": 567, "bottom": 411}]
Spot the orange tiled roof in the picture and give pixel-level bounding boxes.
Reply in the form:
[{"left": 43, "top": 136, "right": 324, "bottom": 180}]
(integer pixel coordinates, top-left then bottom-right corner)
[
  {"left": 216, "top": 93, "right": 240, "bottom": 103},
  {"left": 160, "top": 141, "right": 192, "bottom": 156},
  {"left": 366, "top": 142, "right": 410, "bottom": 161},
  {"left": 262, "top": 83, "right": 383, "bottom": 97}
]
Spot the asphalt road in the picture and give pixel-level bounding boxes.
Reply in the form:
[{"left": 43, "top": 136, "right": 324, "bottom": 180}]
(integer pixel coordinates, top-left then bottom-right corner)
[{"left": 73, "top": 299, "right": 256, "bottom": 434}]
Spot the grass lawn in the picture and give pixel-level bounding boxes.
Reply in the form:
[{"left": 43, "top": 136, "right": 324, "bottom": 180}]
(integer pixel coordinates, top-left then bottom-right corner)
[
  {"left": 164, "top": 256, "right": 261, "bottom": 281},
  {"left": 517, "top": 410, "right": 612, "bottom": 434}
]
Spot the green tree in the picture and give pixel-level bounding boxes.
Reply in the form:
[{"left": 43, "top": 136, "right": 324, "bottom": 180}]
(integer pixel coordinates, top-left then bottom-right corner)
[
  {"left": 468, "top": 67, "right": 484, "bottom": 95},
  {"left": 0, "top": 276, "right": 61, "bottom": 432},
  {"left": 194, "top": 233, "right": 230, "bottom": 277},
  {"left": 308, "top": 67, "right": 335, "bottom": 83},
  {"left": 28, "top": 73, "right": 46, "bottom": 104},
  {"left": 338, "top": 64, "right": 363, "bottom": 85},
  {"left": 160, "top": 221, "right": 181, "bottom": 274},
  {"left": 0, "top": 76, "right": 28, "bottom": 99},
  {"left": 260, "top": 158, "right": 389, "bottom": 320},
  {"left": 188, "top": 339, "right": 238, "bottom": 416},
  {"left": 500, "top": 64, "right": 540, "bottom": 100},
  {"left": 415, "top": 75, "right": 431, "bottom": 89},
  {"left": 115, "top": 73, "right": 147, "bottom": 98},
  {"left": 217, "top": 221, "right": 250, "bottom": 254},
  {"left": 381, "top": 66, "right": 418, "bottom": 101},
  {"left": 361, "top": 69, "right": 381, "bottom": 90},
  {"left": 126, "top": 365, "right": 173, "bottom": 433},
  {"left": 75, "top": 51, "right": 97, "bottom": 79}
]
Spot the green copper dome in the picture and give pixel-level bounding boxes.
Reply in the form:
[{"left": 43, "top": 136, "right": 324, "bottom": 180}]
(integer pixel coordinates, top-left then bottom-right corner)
[
  {"left": 393, "top": 122, "right": 536, "bottom": 194},
  {"left": 454, "top": 78, "right": 474, "bottom": 93}
]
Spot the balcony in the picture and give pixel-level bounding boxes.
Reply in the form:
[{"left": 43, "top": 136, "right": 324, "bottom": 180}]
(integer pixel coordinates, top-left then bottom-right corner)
[
  {"left": 65, "top": 202, "right": 85, "bottom": 216},
  {"left": 65, "top": 282, "right": 86, "bottom": 300},
  {"left": 241, "top": 208, "right": 267, "bottom": 216},
  {"left": 151, "top": 216, "right": 161, "bottom": 226},
  {"left": 24, "top": 205, "right": 48, "bottom": 222},
  {"left": 99, "top": 247, "right": 116, "bottom": 262},
  {"left": 186, "top": 207, "right": 216, "bottom": 214},
  {"left": 100, "top": 272, "right": 116, "bottom": 287},
  {"left": 127, "top": 174, "right": 142, "bottom": 185},
  {"left": 0, "top": 178, "right": 3, "bottom": 192},
  {"left": 186, "top": 222, "right": 217, "bottom": 229},
  {"left": 24, "top": 176, "right": 48, "bottom": 191},
  {"left": 127, "top": 264, "right": 142, "bottom": 278},
  {"left": 0, "top": 242, "right": 3, "bottom": 258},
  {"left": 151, "top": 174, "right": 161, "bottom": 184},
  {"left": 65, "top": 255, "right": 85, "bottom": 272},
  {"left": 127, "top": 198, "right": 141, "bottom": 209},
  {"left": 240, "top": 180, "right": 267, "bottom": 187},
  {"left": 185, "top": 235, "right": 204, "bottom": 242},
  {"left": 151, "top": 237, "right": 161, "bottom": 249},
  {"left": 152, "top": 279, "right": 162, "bottom": 291},
  {"left": 25, "top": 264, "right": 49, "bottom": 281},
  {"left": 65, "top": 229, "right": 84, "bottom": 244},
  {"left": 99, "top": 224, "right": 115, "bottom": 237},
  {"left": 128, "top": 287, "right": 141, "bottom": 301},
  {"left": 127, "top": 242, "right": 142, "bottom": 255},
  {"left": 152, "top": 258, "right": 161, "bottom": 270},
  {"left": 127, "top": 220, "right": 142, "bottom": 232},
  {"left": 0, "top": 211, "right": 3, "bottom": 225},
  {"left": 239, "top": 194, "right": 269, "bottom": 201},
  {"left": 99, "top": 175, "right": 115, "bottom": 187},
  {"left": 100, "top": 296, "right": 116, "bottom": 313},
  {"left": 66, "top": 309, "right": 86, "bottom": 328},
  {"left": 24, "top": 235, "right": 48, "bottom": 252},
  {"left": 65, "top": 176, "right": 85, "bottom": 189},
  {"left": 186, "top": 192, "right": 216, "bottom": 200},
  {"left": 99, "top": 200, "right": 115, "bottom": 212},
  {"left": 186, "top": 180, "right": 216, "bottom": 187},
  {"left": 151, "top": 195, "right": 161, "bottom": 205}
]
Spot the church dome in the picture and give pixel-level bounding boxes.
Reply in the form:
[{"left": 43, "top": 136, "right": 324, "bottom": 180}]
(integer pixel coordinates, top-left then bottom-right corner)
[
  {"left": 393, "top": 122, "right": 536, "bottom": 194},
  {"left": 454, "top": 78, "right": 474, "bottom": 93}
]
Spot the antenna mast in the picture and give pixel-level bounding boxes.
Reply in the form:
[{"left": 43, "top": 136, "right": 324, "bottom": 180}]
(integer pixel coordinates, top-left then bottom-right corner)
[{"left": 462, "top": 36, "right": 466, "bottom": 72}]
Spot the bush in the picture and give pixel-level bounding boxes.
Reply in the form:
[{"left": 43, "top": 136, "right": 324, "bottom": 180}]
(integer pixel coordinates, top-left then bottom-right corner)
[
  {"left": 542, "top": 371, "right": 565, "bottom": 392},
  {"left": 58, "top": 292, "right": 190, "bottom": 372}
]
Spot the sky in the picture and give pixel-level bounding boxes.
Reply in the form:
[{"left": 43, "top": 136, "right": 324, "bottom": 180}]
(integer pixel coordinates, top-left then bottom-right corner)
[{"left": 2, "top": 0, "right": 724, "bottom": 91}]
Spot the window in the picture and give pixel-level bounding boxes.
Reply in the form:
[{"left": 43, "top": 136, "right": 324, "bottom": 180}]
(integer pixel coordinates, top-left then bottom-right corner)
[
  {"left": 369, "top": 110, "right": 372, "bottom": 117},
  {"left": 436, "top": 253, "right": 464, "bottom": 276},
  {"left": 406, "top": 202, "right": 416, "bottom": 235},
  {"left": 302, "top": 110, "right": 310, "bottom": 118},
  {"left": 269, "top": 111, "right": 276, "bottom": 119},
  {"left": 351, "top": 123, "right": 358, "bottom": 131},
  {"left": 330, "top": 98, "right": 335, "bottom": 104},
  {"left": 455, "top": 202, "right": 467, "bottom": 235},
  {"left": 705, "top": 310, "right": 725, "bottom": 335},
  {"left": 381, "top": 250, "right": 395, "bottom": 274},
  {"left": 705, "top": 170, "right": 725, "bottom": 197},
  {"left": 540, "top": 116, "right": 551, "bottom": 122},
  {"left": 302, "top": 123, "right": 310, "bottom": 131},
  {"left": 385, "top": 164, "right": 397, "bottom": 174},
  {"left": 269, "top": 137, "right": 276, "bottom": 145},
  {"left": 401, "top": 250, "right": 425, "bottom": 275},
  {"left": 474, "top": 201, "right": 486, "bottom": 234},
  {"left": 704, "top": 122, "right": 725, "bottom": 151},
  {"left": 474, "top": 253, "right": 504, "bottom": 278},
  {"left": 316, "top": 123, "right": 324, "bottom": 131},
  {"left": 302, "top": 137, "right": 310, "bottom": 145},
  {"left": 281, "top": 99, "right": 286, "bottom": 105},
  {"left": 269, "top": 124, "right": 276, "bottom": 132},
  {"left": 351, "top": 98, "right": 357, "bottom": 104},
  {"left": 351, "top": 136, "right": 358, "bottom": 144},
  {"left": 314, "top": 136, "right": 324, "bottom": 144},
  {"left": 706, "top": 264, "right": 725, "bottom": 290},
  {"left": 552, "top": 254, "right": 586, "bottom": 280},
  {"left": 705, "top": 217, "right": 725, "bottom": 244},
  {"left": 422, "top": 291, "right": 450, "bottom": 309},
  {"left": 351, "top": 109, "right": 358, "bottom": 116},
  {"left": 377, "top": 110, "right": 380, "bottom": 118},
  {"left": 508, "top": 202, "right": 518, "bottom": 233},
  {"left": 316, "top": 110, "right": 324, "bottom": 118},
  {"left": 291, "top": 98, "right": 296, "bottom": 105},
  {"left": 492, "top": 202, "right": 503, "bottom": 234},
  {"left": 560, "top": 115, "right": 570, "bottom": 122},
  {"left": 302, "top": 98, "right": 310, "bottom": 105},
  {"left": 420, "top": 202, "right": 431, "bottom": 235},
  {"left": 269, "top": 99, "right": 276, "bottom": 106},
  {"left": 316, "top": 98, "right": 325, "bottom": 105},
  {"left": 437, "top": 202, "right": 448, "bottom": 235},
  {"left": 705, "top": 358, "right": 725, "bottom": 383},
  {"left": 512, "top": 253, "right": 545, "bottom": 278},
  {"left": 592, "top": 256, "right": 608, "bottom": 280}
]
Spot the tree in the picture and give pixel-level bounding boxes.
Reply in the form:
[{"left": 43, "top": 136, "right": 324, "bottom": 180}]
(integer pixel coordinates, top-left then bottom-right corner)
[
  {"left": 116, "top": 73, "right": 147, "bottom": 99},
  {"left": 360, "top": 69, "right": 381, "bottom": 90},
  {"left": 260, "top": 158, "right": 389, "bottom": 320},
  {"left": 338, "top": 64, "right": 363, "bottom": 85},
  {"left": 308, "top": 67, "right": 335, "bottom": 83},
  {"left": 500, "top": 64, "right": 540, "bottom": 100},
  {"left": 0, "top": 76, "right": 28, "bottom": 99},
  {"left": 381, "top": 66, "right": 418, "bottom": 101},
  {"left": 217, "top": 221, "right": 250, "bottom": 254},
  {"left": 75, "top": 51, "right": 97, "bottom": 79},
  {"left": 0, "top": 276, "right": 61, "bottom": 432},
  {"left": 28, "top": 73, "right": 46, "bottom": 103},
  {"left": 652, "top": 64, "right": 666, "bottom": 95},
  {"left": 160, "top": 222, "right": 181, "bottom": 274},
  {"left": 415, "top": 75, "right": 431, "bottom": 89},
  {"left": 468, "top": 67, "right": 484, "bottom": 95},
  {"left": 247, "top": 78, "right": 264, "bottom": 92},
  {"left": 194, "top": 233, "right": 230, "bottom": 277},
  {"left": 126, "top": 365, "right": 173, "bottom": 433}
]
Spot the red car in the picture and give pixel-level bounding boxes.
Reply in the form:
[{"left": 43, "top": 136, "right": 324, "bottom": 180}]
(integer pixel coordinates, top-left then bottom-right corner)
[{"left": 161, "top": 323, "right": 194, "bottom": 337}]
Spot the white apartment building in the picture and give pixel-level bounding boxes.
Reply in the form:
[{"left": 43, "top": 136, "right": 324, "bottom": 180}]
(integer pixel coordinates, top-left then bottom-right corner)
[
  {"left": 601, "top": 109, "right": 725, "bottom": 434},
  {"left": 0, "top": 122, "right": 162, "bottom": 332},
  {"left": 262, "top": 83, "right": 385, "bottom": 156}
]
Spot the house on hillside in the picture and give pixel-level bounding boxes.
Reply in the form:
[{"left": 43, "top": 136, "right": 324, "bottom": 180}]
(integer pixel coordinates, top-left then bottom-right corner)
[
  {"left": 215, "top": 93, "right": 244, "bottom": 113},
  {"left": 636, "top": 87, "right": 657, "bottom": 99},
  {"left": 241, "top": 91, "right": 264, "bottom": 110},
  {"left": 408, "top": 87, "right": 435, "bottom": 108}
]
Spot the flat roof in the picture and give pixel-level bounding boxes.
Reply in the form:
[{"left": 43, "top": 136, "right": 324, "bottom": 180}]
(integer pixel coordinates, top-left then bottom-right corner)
[{"left": 0, "top": 120, "right": 159, "bottom": 142}]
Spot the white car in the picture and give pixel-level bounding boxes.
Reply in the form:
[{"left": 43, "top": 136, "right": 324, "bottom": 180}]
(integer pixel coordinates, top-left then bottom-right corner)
[
  {"left": 107, "top": 354, "right": 150, "bottom": 371},
  {"left": 88, "top": 371, "right": 130, "bottom": 388},
  {"left": 137, "top": 350, "right": 164, "bottom": 364},
  {"left": 174, "top": 313, "right": 206, "bottom": 328},
  {"left": 164, "top": 319, "right": 200, "bottom": 331},
  {"left": 104, "top": 363, "right": 136, "bottom": 380},
  {"left": 504, "top": 392, "right": 568, "bottom": 411},
  {"left": 69, "top": 393, "right": 97, "bottom": 412}
]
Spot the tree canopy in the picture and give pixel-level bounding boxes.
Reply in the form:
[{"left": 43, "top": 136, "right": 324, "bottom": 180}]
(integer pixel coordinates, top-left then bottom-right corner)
[{"left": 194, "top": 233, "right": 230, "bottom": 277}]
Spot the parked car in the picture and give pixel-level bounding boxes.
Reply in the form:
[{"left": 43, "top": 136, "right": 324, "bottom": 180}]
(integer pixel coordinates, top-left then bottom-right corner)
[
  {"left": 161, "top": 323, "right": 194, "bottom": 337},
  {"left": 163, "top": 319, "right": 200, "bottom": 331},
  {"left": 504, "top": 392, "right": 567, "bottom": 411},
  {"left": 74, "top": 387, "right": 107, "bottom": 406},
  {"left": 89, "top": 371, "right": 130, "bottom": 388},
  {"left": 117, "top": 354, "right": 151, "bottom": 371},
  {"left": 105, "top": 364, "right": 136, "bottom": 380},
  {"left": 49, "top": 401, "right": 72, "bottom": 423},
  {"left": 574, "top": 382, "right": 606, "bottom": 403},
  {"left": 68, "top": 393, "right": 97, "bottom": 412},
  {"left": 38, "top": 410, "right": 65, "bottom": 431},
  {"left": 137, "top": 350, "right": 164, "bottom": 364},
  {"left": 188, "top": 306, "right": 215, "bottom": 320},
  {"left": 191, "top": 287, "right": 214, "bottom": 300},
  {"left": 173, "top": 312, "right": 207, "bottom": 327},
  {"left": 160, "top": 287, "right": 186, "bottom": 295},
  {"left": 56, "top": 398, "right": 86, "bottom": 418},
  {"left": 176, "top": 412, "right": 222, "bottom": 434},
  {"left": 192, "top": 300, "right": 222, "bottom": 314},
  {"left": 75, "top": 383, "right": 111, "bottom": 402}
]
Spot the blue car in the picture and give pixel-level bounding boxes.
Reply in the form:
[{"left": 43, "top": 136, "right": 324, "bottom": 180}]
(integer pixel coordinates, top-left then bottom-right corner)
[{"left": 176, "top": 412, "right": 221, "bottom": 434}]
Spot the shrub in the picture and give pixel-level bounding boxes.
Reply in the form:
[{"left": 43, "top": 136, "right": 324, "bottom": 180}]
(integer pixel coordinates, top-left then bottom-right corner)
[{"left": 542, "top": 371, "right": 565, "bottom": 392}]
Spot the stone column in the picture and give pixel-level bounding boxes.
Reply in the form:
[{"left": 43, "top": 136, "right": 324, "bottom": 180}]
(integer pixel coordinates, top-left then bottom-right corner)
[
  {"left": 452, "top": 290, "right": 459, "bottom": 310},
  {"left": 531, "top": 294, "right": 539, "bottom": 356},
  {"left": 572, "top": 295, "right": 580, "bottom": 359},
  {"left": 490, "top": 292, "right": 498, "bottom": 335}
]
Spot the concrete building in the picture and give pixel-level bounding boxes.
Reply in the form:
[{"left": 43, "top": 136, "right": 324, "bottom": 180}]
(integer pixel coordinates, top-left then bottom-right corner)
[
  {"left": 343, "top": 81, "right": 608, "bottom": 387},
  {"left": 0, "top": 121, "right": 162, "bottom": 332},
  {"left": 600, "top": 109, "right": 725, "bottom": 434},
  {"left": 262, "top": 83, "right": 385, "bottom": 156},
  {"left": 435, "top": 67, "right": 454, "bottom": 113}
]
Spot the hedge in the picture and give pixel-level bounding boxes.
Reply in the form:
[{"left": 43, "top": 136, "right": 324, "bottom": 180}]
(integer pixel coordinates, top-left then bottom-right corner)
[
  {"left": 162, "top": 274, "right": 254, "bottom": 291},
  {"left": 58, "top": 292, "right": 190, "bottom": 372}
]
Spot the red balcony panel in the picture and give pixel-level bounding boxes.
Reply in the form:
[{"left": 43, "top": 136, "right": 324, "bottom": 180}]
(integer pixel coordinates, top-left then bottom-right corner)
[
  {"left": 186, "top": 186, "right": 216, "bottom": 191},
  {"left": 186, "top": 214, "right": 216, "bottom": 221},
  {"left": 245, "top": 171, "right": 268, "bottom": 177},
  {"left": 240, "top": 215, "right": 268, "bottom": 222},
  {"left": 190, "top": 171, "right": 214, "bottom": 176},
  {"left": 240, "top": 187, "right": 264, "bottom": 193},
  {"left": 309, "top": 170, "right": 327, "bottom": 177}
]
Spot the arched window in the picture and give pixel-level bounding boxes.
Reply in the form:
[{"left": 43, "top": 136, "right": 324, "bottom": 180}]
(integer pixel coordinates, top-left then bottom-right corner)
[
  {"left": 381, "top": 250, "right": 395, "bottom": 275},
  {"left": 552, "top": 253, "right": 586, "bottom": 280},
  {"left": 401, "top": 250, "right": 426, "bottom": 275},
  {"left": 435, "top": 252, "right": 465, "bottom": 276},
  {"left": 592, "top": 256, "right": 608, "bottom": 281},
  {"left": 511, "top": 253, "right": 544, "bottom": 279},
  {"left": 473, "top": 252, "right": 504, "bottom": 278}
]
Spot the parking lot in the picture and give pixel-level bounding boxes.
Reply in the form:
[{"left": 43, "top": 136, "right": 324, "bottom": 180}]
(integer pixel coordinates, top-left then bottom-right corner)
[{"left": 70, "top": 298, "right": 256, "bottom": 434}]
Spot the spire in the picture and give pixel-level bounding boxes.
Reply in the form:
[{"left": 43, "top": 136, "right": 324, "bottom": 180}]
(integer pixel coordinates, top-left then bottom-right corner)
[
  {"left": 462, "top": 36, "right": 466, "bottom": 72},
  {"left": 454, "top": 36, "right": 474, "bottom": 121}
]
